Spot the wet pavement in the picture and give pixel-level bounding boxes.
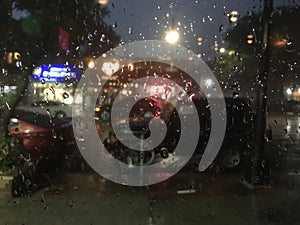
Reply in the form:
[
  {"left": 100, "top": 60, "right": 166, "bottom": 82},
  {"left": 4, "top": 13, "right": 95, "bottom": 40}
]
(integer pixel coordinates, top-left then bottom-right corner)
[
  {"left": 1, "top": 120, "right": 300, "bottom": 225},
  {"left": 0, "top": 168, "right": 299, "bottom": 225}
]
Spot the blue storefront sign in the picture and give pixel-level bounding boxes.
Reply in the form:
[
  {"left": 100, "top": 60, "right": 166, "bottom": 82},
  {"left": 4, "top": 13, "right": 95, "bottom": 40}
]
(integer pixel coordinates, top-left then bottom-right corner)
[{"left": 32, "top": 64, "right": 81, "bottom": 82}]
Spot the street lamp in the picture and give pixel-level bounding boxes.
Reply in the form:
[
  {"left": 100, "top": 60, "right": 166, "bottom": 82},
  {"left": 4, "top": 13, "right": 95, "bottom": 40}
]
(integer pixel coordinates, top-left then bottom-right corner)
[
  {"left": 219, "top": 48, "right": 226, "bottom": 53},
  {"left": 229, "top": 11, "right": 239, "bottom": 23},
  {"left": 165, "top": 29, "right": 179, "bottom": 44},
  {"left": 101, "top": 61, "right": 120, "bottom": 76},
  {"left": 287, "top": 88, "right": 292, "bottom": 95},
  {"left": 247, "top": 34, "right": 254, "bottom": 45},
  {"left": 98, "top": 0, "right": 109, "bottom": 4},
  {"left": 88, "top": 60, "right": 95, "bottom": 69}
]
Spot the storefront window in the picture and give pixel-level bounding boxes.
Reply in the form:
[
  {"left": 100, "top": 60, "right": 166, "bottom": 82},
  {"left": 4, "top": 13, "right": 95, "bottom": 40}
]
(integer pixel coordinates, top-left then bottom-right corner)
[{"left": 0, "top": 0, "right": 300, "bottom": 224}]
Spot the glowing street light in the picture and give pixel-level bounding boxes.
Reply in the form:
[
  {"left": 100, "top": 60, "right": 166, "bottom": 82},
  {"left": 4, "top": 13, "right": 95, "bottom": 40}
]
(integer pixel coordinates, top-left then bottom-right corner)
[
  {"left": 101, "top": 61, "right": 120, "bottom": 76},
  {"left": 165, "top": 29, "right": 179, "bottom": 44},
  {"left": 213, "top": 42, "right": 219, "bottom": 52},
  {"left": 219, "top": 47, "right": 226, "bottom": 53},
  {"left": 88, "top": 60, "right": 95, "bottom": 69},
  {"left": 229, "top": 11, "right": 239, "bottom": 24},
  {"left": 197, "top": 37, "right": 203, "bottom": 46},
  {"left": 98, "top": 0, "right": 109, "bottom": 5},
  {"left": 247, "top": 34, "right": 254, "bottom": 45}
]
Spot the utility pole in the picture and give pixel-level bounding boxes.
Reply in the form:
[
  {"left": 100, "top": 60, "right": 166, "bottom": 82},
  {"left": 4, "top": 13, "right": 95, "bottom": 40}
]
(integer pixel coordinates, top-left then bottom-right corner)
[{"left": 245, "top": 0, "right": 273, "bottom": 186}]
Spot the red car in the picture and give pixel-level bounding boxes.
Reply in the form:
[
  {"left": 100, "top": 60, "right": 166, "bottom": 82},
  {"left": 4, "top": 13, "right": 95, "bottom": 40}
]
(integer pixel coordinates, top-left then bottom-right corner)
[{"left": 8, "top": 110, "right": 76, "bottom": 160}]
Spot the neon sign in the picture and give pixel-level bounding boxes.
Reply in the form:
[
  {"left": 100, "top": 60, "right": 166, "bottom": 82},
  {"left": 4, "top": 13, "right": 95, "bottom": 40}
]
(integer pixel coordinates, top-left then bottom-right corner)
[{"left": 32, "top": 64, "right": 81, "bottom": 82}]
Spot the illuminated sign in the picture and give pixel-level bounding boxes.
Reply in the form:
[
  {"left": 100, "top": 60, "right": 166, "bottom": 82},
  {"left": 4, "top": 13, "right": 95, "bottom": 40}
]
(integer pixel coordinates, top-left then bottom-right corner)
[{"left": 32, "top": 64, "right": 81, "bottom": 82}]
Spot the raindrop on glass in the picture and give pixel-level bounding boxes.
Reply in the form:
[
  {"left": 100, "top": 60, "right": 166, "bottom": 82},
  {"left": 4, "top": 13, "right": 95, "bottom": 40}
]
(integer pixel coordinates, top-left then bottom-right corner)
[{"left": 63, "top": 92, "right": 69, "bottom": 99}]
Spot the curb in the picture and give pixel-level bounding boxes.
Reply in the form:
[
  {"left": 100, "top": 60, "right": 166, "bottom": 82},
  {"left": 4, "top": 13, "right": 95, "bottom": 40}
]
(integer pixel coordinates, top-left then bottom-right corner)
[{"left": 0, "top": 175, "right": 13, "bottom": 197}]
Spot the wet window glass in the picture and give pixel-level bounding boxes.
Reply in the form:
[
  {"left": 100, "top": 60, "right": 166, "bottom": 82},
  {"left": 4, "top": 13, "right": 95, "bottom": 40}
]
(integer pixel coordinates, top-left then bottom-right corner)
[{"left": 1, "top": 0, "right": 300, "bottom": 224}]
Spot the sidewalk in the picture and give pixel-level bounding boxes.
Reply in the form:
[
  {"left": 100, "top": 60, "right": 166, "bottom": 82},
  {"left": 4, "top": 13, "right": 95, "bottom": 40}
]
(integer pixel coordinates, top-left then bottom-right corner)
[
  {"left": 0, "top": 174, "right": 13, "bottom": 198},
  {"left": 0, "top": 171, "right": 297, "bottom": 225}
]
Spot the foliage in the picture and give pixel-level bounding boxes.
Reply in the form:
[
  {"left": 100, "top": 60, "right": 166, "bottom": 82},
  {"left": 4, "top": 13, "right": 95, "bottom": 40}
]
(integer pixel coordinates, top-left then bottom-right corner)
[
  {"left": 0, "top": 0, "right": 120, "bottom": 137},
  {"left": 225, "top": 6, "right": 300, "bottom": 55},
  {"left": 0, "top": 0, "right": 120, "bottom": 69},
  {"left": 0, "top": 136, "right": 26, "bottom": 174},
  {"left": 213, "top": 6, "right": 300, "bottom": 97}
]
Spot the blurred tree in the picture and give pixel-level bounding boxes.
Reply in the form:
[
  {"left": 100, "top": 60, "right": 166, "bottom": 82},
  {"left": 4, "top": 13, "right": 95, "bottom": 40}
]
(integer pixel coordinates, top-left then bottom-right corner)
[
  {"left": 0, "top": 0, "right": 120, "bottom": 137},
  {"left": 4, "top": 0, "right": 120, "bottom": 65},
  {"left": 214, "top": 6, "right": 300, "bottom": 100},
  {"left": 213, "top": 5, "right": 300, "bottom": 185}
]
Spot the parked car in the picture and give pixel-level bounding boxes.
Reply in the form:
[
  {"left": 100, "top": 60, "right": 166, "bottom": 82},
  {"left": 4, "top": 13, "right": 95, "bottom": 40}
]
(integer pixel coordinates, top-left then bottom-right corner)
[
  {"left": 8, "top": 110, "right": 89, "bottom": 197},
  {"left": 10, "top": 95, "right": 254, "bottom": 171},
  {"left": 266, "top": 100, "right": 300, "bottom": 136},
  {"left": 102, "top": 96, "right": 255, "bottom": 171},
  {"left": 99, "top": 97, "right": 166, "bottom": 165},
  {"left": 103, "top": 126, "right": 156, "bottom": 166},
  {"left": 180, "top": 96, "right": 255, "bottom": 170},
  {"left": 95, "top": 96, "right": 164, "bottom": 123},
  {"left": 16, "top": 100, "right": 72, "bottom": 118},
  {"left": 8, "top": 110, "right": 77, "bottom": 160}
]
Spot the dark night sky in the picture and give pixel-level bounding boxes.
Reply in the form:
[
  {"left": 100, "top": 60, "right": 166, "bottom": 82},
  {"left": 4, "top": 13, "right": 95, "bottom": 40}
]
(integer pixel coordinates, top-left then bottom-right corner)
[{"left": 104, "top": 0, "right": 297, "bottom": 58}]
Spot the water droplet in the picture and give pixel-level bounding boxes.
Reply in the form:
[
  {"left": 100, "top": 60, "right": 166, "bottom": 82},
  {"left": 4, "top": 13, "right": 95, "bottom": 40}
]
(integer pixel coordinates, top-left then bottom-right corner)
[
  {"left": 46, "top": 109, "right": 52, "bottom": 116},
  {"left": 160, "top": 147, "right": 169, "bottom": 159},
  {"left": 59, "top": 134, "right": 64, "bottom": 140},
  {"left": 1, "top": 68, "right": 8, "bottom": 76},
  {"left": 49, "top": 86, "right": 55, "bottom": 94},
  {"left": 73, "top": 186, "right": 79, "bottom": 192},
  {"left": 52, "top": 132, "right": 57, "bottom": 139},
  {"left": 63, "top": 92, "right": 69, "bottom": 99},
  {"left": 25, "top": 179, "right": 31, "bottom": 186},
  {"left": 69, "top": 200, "right": 75, "bottom": 208},
  {"left": 5, "top": 102, "right": 11, "bottom": 110},
  {"left": 65, "top": 83, "right": 73, "bottom": 88}
]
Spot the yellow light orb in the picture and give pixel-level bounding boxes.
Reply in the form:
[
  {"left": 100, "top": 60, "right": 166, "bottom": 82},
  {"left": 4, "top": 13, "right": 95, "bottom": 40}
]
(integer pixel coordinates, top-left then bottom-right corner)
[
  {"left": 102, "top": 62, "right": 120, "bottom": 76},
  {"left": 219, "top": 48, "right": 226, "bottom": 53},
  {"left": 229, "top": 11, "right": 239, "bottom": 23},
  {"left": 88, "top": 60, "right": 95, "bottom": 69},
  {"left": 165, "top": 30, "right": 179, "bottom": 44},
  {"left": 98, "top": 0, "right": 109, "bottom": 5}
]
